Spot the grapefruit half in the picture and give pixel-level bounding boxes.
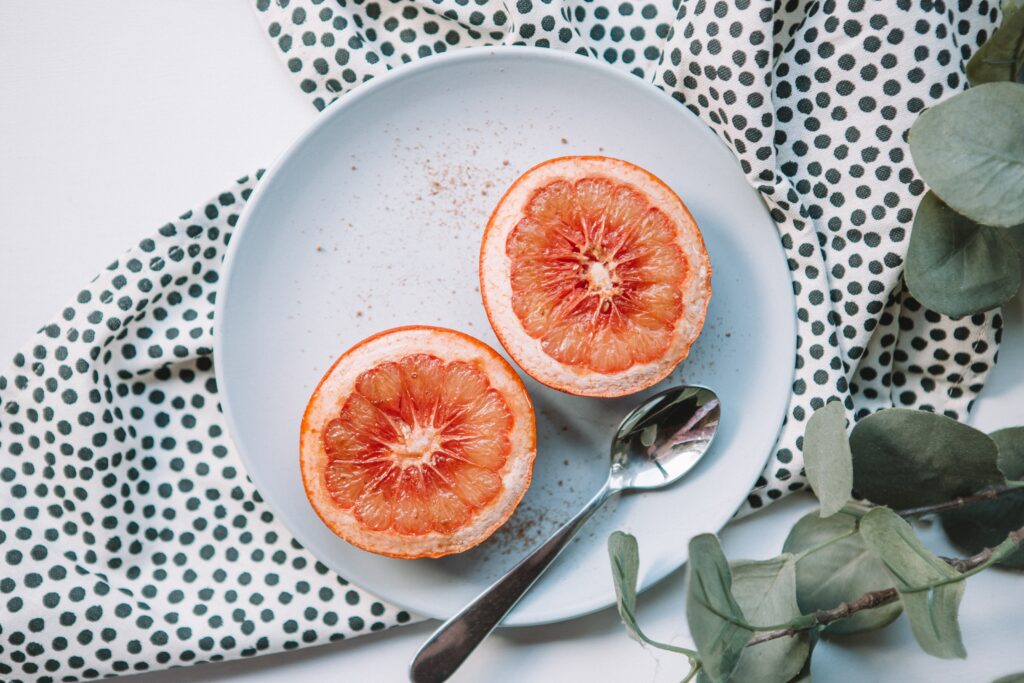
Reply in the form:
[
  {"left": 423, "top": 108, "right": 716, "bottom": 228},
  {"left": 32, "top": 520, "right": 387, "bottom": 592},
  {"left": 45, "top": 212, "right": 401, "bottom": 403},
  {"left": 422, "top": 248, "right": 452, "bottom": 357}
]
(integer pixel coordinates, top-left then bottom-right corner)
[
  {"left": 480, "top": 156, "right": 711, "bottom": 397},
  {"left": 300, "top": 326, "right": 536, "bottom": 559}
]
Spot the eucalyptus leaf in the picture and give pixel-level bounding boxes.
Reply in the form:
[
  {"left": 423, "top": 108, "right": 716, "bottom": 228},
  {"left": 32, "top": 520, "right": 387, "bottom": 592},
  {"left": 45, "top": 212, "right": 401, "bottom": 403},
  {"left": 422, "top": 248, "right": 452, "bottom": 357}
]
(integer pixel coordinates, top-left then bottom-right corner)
[
  {"left": 849, "top": 408, "right": 1003, "bottom": 509},
  {"left": 609, "top": 531, "right": 645, "bottom": 645},
  {"left": 967, "top": 6, "right": 1024, "bottom": 86},
  {"left": 803, "top": 402, "right": 853, "bottom": 517},
  {"left": 1005, "top": 224, "right": 1024, "bottom": 254},
  {"left": 859, "top": 508, "right": 967, "bottom": 659},
  {"left": 994, "top": 426, "right": 1024, "bottom": 480},
  {"left": 788, "top": 653, "right": 813, "bottom": 682},
  {"left": 908, "top": 83, "right": 1024, "bottom": 227},
  {"left": 699, "top": 646, "right": 816, "bottom": 683},
  {"left": 994, "top": 674, "right": 1024, "bottom": 683},
  {"left": 941, "top": 492, "right": 1024, "bottom": 569},
  {"left": 783, "top": 510, "right": 902, "bottom": 635},
  {"left": 730, "top": 556, "right": 810, "bottom": 683},
  {"left": 608, "top": 531, "right": 701, "bottom": 655},
  {"left": 686, "top": 534, "right": 753, "bottom": 683},
  {"left": 904, "top": 191, "right": 1021, "bottom": 318},
  {"left": 940, "top": 428, "right": 1024, "bottom": 569},
  {"left": 788, "top": 632, "right": 818, "bottom": 682}
]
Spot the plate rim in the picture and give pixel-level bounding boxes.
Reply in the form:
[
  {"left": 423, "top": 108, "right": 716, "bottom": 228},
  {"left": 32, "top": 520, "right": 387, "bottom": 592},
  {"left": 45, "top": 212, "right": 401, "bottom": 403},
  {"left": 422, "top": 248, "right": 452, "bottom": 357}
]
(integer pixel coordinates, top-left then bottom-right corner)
[{"left": 214, "top": 45, "right": 796, "bottom": 626}]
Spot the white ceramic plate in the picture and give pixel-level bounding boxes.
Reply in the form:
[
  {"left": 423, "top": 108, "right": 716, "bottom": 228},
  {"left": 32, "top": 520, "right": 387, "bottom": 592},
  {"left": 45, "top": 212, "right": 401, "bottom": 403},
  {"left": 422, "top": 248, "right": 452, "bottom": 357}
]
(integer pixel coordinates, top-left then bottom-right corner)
[{"left": 215, "top": 47, "right": 795, "bottom": 626}]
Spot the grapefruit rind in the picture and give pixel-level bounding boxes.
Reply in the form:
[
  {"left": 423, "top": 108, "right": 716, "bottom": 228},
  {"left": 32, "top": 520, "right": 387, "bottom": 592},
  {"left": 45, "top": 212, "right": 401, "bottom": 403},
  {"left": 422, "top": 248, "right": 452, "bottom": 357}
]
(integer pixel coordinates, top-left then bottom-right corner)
[
  {"left": 300, "top": 326, "right": 536, "bottom": 559},
  {"left": 480, "top": 156, "right": 712, "bottom": 397}
]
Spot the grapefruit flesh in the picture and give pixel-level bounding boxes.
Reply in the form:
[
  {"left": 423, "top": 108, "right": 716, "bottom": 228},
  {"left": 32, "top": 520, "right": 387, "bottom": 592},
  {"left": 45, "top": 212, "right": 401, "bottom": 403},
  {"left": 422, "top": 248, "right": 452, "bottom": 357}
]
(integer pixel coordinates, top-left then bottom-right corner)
[
  {"left": 480, "top": 156, "right": 711, "bottom": 397},
  {"left": 300, "top": 326, "right": 536, "bottom": 559}
]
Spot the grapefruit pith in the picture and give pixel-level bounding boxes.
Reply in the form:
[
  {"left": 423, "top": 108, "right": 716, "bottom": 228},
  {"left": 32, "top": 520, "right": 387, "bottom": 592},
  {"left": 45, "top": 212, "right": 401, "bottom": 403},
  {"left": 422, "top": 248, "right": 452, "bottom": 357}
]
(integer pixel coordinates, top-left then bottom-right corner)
[
  {"left": 300, "top": 326, "right": 536, "bottom": 559},
  {"left": 480, "top": 156, "right": 711, "bottom": 397}
]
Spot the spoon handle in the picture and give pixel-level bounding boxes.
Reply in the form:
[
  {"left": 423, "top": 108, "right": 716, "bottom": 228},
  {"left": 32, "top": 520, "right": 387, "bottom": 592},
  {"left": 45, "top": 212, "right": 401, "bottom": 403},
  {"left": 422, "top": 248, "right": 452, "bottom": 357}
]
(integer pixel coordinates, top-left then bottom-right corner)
[{"left": 409, "top": 479, "right": 615, "bottom": 683}]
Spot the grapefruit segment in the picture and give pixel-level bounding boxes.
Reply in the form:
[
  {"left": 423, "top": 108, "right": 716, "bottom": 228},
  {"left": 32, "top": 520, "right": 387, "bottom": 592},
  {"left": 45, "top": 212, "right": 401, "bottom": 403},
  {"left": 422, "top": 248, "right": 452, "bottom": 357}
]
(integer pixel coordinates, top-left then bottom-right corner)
[
  {"left": 439, "top": 458, "right": 502, "bottom": 508},
  {"left": 324, "top": 458, "right": 373, "bottom": 508},
  {"left": 423, "top": 478, "right": 471, "bottom": 534},
  {"left": 481, "top": 156, "right": 711, "bottom": 397},
  {"left": 300, "top": 326, "right": 536, "bottom": 559},
  {"left": 354, "top": 479, "right": 394, "bottom": 531},
  {"left": 354, "top": 362, "right": 404, "bottom": 415}
]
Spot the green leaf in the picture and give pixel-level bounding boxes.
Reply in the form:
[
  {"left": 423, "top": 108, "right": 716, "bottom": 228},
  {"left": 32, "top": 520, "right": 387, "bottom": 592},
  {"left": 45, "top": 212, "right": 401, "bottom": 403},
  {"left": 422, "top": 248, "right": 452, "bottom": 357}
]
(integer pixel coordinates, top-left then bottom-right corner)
[
  {"left": 941, "top": 493, "right": 1024, "bottom": 569},
  {"left": 994, "top": 426, "right": 1024, "bottom": 480},
  {"left": 803, "top": 402, "right": 853, "bottom": 517},
  {"left": 787, "top": 632, "right": 818, "bottom": 682},
  {"left": 788, "top": 648, "right": 814, "bottom": 682},
  {"left": 788, "top": 662, "right": 813, "bottom": 682},
  {"left": 783, "top": 510, "right": 902, "bottom": 635},
  {"left": 909, "top": 82, "right": 1024, "bottom": 227},
  {"left": 994, "top": 674, "right": 1024, "bottom": 683},
  {"left": 859, "top": 508, "right": 967, "bottom": 659},
  {"left": 608, "top": 532, "right": 700, "bottom": 656},
  {"left": 850, "top": 408, "right": 1003, "bottom": 508},
  {"left": 730, "top": 556, "right": 811, "bottom": 683},
  {"left": 686, "top": 534, "right": 753, "bottom": 683},
  {"left": 609, "top": 531, "right": 645, "bottom": 645},
  {"left": 967, "top": 6, "right": 1024, "bottom": 86},
  {"left": 1005, "top": 225, "right": 1024, "bottom": 254},
  {"left": 904, "top": 191, "right": 1021, "bottom": 318},
  {"left": 941, "top": 428, "right": 1024, "bottom": 569}
]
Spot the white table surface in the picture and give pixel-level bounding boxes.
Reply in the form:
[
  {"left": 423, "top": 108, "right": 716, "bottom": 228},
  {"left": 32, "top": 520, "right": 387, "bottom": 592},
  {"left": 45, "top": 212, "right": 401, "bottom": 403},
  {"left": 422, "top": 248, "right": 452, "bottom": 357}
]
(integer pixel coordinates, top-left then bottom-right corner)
[{"left": 2, "top": 4, "right": 1023, "bottom": 682}]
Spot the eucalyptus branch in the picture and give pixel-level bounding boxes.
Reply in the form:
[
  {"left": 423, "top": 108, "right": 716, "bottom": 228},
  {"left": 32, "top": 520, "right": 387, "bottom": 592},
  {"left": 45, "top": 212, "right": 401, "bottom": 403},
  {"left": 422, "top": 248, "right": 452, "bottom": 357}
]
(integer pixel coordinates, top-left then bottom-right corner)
[
  {"left": 916, "top": 526, "right": 1024, "bottom": 588},
  {"left": 895, "top": 483, "right": 1024, "bottom": 518},
  {"left": 746, "top": 523, "right": 1024, "bottom": 646},
  {"left": 746, "top": 587, "right": 899, "bottom": 646}
]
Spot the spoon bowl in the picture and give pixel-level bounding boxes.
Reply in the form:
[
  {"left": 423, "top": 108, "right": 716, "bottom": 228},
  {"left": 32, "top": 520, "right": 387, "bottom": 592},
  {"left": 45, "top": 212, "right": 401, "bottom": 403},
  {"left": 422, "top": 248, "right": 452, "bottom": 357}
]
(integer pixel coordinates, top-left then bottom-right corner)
[
  {"left": 410, "top": 385, "right": 722, "bottom": 683},
  {"left": 610, "top": 385, "right": 721, "bottom": 491}
]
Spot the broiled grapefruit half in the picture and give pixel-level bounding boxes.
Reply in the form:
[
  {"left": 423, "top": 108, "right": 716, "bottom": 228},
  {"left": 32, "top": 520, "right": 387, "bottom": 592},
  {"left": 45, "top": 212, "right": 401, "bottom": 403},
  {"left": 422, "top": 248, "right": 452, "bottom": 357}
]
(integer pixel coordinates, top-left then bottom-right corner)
[
  {"left": 480, "top": 156, "right": 711, "bottom": 397},
  {"left": 300, "top": 326, "right": 536, "bottom": 559}
]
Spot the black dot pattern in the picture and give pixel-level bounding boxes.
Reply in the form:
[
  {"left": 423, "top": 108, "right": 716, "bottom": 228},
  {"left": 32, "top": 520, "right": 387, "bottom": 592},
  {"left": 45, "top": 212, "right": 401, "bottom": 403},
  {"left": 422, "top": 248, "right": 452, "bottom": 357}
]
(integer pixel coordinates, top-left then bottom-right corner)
[
  {"left": 250, "top": 0, "right": 1004, "bottom": 511},
  {"left": 0, "top": 0, "right": 1009, "bottom": 678},
  {"left": 0, "top": 175, "right": 411, "bottom": 681}
]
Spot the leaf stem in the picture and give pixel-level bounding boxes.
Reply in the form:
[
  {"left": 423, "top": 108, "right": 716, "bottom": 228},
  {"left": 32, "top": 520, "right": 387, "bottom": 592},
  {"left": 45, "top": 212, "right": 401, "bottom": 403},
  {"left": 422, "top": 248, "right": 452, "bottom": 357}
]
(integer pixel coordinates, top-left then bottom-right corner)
[
  {"left": 894, "top": 484, "right": 1024, "bottom": 518},
  {"left": 635, "top": 629, "right": 700, "bottom": 658},
  {"left": 681, "top": 661, "right": 701, "bottom": 683},
  {"left": 618, "top": 598, "right": 700, "bottom": 658},
  {"left": 746, "top": 523, "right": 1024, "bottom": 646}
]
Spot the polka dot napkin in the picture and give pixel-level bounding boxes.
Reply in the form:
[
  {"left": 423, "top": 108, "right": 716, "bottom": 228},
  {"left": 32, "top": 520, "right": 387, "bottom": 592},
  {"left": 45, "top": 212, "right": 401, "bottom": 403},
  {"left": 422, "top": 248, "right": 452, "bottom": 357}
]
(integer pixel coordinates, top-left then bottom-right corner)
[{"left": 0, "top": 0, "right": 1005, "bottom": 679}]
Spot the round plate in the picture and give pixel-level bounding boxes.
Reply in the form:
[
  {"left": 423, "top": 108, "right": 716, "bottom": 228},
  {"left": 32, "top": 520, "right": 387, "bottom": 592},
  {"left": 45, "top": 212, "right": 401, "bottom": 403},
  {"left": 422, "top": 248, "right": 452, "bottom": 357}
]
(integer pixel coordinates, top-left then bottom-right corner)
[{"left": 215, "top": 47, "right": 795, "bottom": 626}]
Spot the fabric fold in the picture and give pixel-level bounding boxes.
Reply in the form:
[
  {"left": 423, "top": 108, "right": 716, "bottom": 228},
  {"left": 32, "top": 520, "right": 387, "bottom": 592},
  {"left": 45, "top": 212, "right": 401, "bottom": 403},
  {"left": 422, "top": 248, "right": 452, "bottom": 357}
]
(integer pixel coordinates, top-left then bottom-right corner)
[{"left": 0, "top": 175, "right": 413, "bottom": 682}]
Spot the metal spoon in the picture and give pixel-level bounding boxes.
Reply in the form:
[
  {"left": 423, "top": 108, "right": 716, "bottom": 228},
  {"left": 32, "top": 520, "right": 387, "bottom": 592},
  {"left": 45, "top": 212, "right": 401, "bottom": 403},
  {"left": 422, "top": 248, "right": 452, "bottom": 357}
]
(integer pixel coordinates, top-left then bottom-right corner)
[{"left": 409, "top": 385, "right": 721, "bottom": 683}]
